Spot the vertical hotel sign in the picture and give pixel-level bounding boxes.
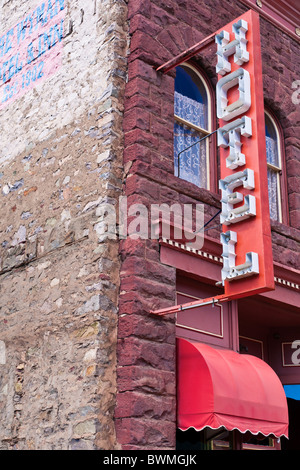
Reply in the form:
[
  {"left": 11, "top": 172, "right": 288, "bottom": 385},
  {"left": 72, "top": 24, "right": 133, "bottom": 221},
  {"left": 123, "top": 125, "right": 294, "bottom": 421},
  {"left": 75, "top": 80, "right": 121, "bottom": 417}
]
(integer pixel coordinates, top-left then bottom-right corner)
[{"left": 216, "top": 10, "right": 274, "bottom": 298}]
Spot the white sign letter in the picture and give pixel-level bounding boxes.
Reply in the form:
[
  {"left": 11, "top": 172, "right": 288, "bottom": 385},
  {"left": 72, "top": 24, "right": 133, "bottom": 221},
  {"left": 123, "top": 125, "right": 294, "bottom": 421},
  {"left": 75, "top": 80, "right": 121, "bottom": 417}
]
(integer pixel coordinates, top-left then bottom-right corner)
[
  {"left": 216, "top": 19, "right": 249, "bottom": 76},
  {"left": 216, "top": 68, "right": 251, "bottom": 121}
]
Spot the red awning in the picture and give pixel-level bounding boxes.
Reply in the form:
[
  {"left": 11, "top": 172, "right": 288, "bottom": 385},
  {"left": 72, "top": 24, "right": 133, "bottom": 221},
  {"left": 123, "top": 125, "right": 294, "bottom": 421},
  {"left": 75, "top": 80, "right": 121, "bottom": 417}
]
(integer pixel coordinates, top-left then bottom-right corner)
[{"left": 177, "top": 339, "right": 289, "bottom": 438}]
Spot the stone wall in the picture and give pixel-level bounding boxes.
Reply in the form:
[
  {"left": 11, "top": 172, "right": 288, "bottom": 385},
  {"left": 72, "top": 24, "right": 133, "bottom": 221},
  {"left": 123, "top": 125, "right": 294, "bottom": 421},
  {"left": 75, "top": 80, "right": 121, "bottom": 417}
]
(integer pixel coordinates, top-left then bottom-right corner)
[
  {"left": 0, "top": 0, "right": 128, "bottom": 450},
  {"left": 116, "top": 0, "right": 300, "bottom": 450}
]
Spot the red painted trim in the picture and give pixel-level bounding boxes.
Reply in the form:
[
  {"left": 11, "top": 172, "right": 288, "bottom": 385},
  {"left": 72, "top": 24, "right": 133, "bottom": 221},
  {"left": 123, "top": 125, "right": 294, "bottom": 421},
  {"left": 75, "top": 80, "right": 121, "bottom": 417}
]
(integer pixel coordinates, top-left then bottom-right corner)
[
  {"left": 160, "top": 224, "right": 300, "bottom": 286},
  {"left": 273, "top": 261, "right": 300, "bottom": 285},
  {"left": 160, "top": 244, "right": 221, "bottom": 282},
  {"left": 159, "top": 241, "right": 300, "bottom": 307},
  {"left": 260, "top": 284, "right": 300, "bottom": 310}
]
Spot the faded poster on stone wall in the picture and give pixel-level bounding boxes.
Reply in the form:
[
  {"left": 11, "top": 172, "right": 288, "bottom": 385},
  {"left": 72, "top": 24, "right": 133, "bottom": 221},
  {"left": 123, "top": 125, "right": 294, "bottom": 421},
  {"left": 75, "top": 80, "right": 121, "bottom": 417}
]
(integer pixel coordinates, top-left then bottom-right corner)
[{"left": 0, "top": 0, "right": 65, "bottom": 108}]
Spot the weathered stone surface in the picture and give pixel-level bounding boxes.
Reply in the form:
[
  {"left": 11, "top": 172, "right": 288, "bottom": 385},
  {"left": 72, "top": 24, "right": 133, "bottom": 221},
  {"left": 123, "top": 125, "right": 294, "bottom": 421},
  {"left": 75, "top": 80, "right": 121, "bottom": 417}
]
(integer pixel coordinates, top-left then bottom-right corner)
[{"left": 0, "top": 0, "right": 128, "bottom": 451}]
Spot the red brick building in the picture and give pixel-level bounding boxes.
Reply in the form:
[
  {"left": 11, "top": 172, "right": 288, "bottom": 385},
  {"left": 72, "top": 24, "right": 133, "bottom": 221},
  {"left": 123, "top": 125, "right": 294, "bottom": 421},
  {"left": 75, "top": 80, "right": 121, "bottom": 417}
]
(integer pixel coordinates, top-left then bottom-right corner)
[{"left": 115, "top": 0, "right": 300, "bottom": 450}]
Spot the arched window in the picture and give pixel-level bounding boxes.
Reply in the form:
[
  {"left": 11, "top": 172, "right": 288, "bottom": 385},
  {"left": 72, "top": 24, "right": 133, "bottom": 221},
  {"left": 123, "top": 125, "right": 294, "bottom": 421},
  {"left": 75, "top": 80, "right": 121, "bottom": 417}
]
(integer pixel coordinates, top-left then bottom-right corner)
[
  {"left": 174, "top": 64, "right": 213, "bottom": 189},
  {"left": 265, "top": 110, "right": 286, "bottom": 223}
]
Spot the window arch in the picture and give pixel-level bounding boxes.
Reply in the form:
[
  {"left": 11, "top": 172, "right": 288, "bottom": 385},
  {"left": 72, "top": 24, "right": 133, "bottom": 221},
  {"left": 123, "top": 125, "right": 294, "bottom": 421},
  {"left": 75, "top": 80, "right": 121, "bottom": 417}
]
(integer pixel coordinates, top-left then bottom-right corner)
[
  {"left": 265, "top": 109, "right": 287, "bottom": 224},
  {"left": 174, "top": 63, "right": 214, "bottom": 190}
]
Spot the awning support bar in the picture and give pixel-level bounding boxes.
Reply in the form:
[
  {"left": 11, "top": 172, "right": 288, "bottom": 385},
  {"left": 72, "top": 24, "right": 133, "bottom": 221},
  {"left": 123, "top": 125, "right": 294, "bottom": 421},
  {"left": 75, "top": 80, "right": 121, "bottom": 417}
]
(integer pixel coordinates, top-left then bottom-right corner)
[
  {"left": 156, "top": 31, "right": 218, "bottom": 74},
  {"left": 150, "top": 293, "right": 231, "bottom": 316}
]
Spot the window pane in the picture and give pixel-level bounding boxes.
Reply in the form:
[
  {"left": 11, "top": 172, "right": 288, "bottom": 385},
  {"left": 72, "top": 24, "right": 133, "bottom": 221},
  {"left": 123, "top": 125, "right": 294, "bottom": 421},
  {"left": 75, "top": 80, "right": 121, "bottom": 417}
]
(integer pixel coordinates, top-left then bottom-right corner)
[
  {"left": 174, "top": 122, "right": 207, "bottom": 188},
  {"left": 174, "top": 91, "right": 206, "bottom": 129},
  {"left": 267, "top": 167, "right": 279, "bottom": 220},
  {"left": 175, "top": 66, "right": 208, "bottom": 129},
  {"left": 265, "top": 113, "right": 279, "bottom": 167},
  {"left": 174, "top": 65, "right": 209, "bottom": 189}
]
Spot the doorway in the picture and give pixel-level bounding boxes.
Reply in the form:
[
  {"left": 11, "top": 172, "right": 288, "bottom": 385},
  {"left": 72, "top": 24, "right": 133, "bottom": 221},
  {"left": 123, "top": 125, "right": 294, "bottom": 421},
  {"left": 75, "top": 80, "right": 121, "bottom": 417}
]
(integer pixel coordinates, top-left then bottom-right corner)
[{"left": 281, "top": 386, "right": 300, "bottom": 450}]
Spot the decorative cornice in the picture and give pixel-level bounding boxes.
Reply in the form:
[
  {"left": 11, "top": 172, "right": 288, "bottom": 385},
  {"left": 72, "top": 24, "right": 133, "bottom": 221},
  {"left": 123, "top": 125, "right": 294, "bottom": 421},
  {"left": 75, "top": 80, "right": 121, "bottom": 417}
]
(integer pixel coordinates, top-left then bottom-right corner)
[
  {"left": 238, "top": 0, "right": 300, "bottom": 42},
  {"left": 160, "top": 237, "right": 222, "bottom": 264},
  {"left": 274, "top": 277, "right": 299, "bottom": 291},
  {"left": 160, "top": 237, "right": 300, "bottom": 292}
]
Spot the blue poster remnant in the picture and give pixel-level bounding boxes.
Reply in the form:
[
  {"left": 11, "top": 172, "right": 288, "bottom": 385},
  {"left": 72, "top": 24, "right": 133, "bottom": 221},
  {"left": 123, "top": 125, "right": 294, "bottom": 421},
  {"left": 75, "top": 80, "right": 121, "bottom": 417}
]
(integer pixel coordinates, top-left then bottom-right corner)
[{"left": 0, "top": 0, "right": 65, "bottom": 108}]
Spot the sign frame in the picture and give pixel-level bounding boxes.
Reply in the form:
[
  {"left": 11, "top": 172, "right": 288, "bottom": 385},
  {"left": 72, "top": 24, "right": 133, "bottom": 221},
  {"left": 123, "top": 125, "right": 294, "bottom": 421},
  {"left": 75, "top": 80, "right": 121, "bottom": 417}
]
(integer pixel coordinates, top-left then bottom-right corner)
[{"left": 217, "top": 9, "right": 274, "bottom": 299}]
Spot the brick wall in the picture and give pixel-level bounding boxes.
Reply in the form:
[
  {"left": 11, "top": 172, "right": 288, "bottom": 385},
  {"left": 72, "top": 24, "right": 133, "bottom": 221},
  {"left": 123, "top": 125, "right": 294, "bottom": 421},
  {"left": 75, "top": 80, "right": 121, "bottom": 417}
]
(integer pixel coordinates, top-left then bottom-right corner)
[
  {"left": 0, "top": 0, "right": 128, "bottom": 450},
  {"left": 116, "top": 0, "right": 300, "bottom": 450},
  {"left": 259, "top": 17, "right": 300, "bottom": 269}
]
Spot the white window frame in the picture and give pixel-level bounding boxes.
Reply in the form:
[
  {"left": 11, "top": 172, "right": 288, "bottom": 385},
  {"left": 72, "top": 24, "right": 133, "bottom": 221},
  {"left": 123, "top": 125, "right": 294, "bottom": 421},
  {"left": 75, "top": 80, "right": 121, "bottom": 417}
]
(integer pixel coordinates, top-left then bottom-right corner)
[
  {"left": 174, "top": 63, "right": 213, "bottom": 190},
  {"left": 265, "top": 109, "right": 283, "bottom": 223}
]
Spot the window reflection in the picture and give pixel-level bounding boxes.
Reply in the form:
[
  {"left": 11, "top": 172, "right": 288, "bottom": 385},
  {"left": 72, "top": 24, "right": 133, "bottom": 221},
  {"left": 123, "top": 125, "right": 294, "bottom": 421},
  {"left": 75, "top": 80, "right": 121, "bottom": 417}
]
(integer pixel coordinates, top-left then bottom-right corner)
[
  {"left": 265, "top": 111, "right": 282, "bottom": 221},
  {"left": 174, "top": 65, "right": 210, "bottom": 189}
]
